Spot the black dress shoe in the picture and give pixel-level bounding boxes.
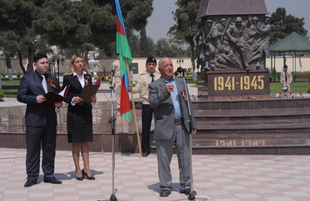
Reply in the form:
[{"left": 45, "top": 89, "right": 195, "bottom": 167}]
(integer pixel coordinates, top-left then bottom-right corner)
[
  {"left": 82, "top": 169, "right": 95, "bottom": 180},
  {"left": 76, "top": 175, "right": 83, "bottom": 181},
  {"left": 142, "top": 152, "right": 150, "bottom": 157},
  {"left": 179, "top": 187, "right": 191, "bottom": 195},
  {"left": 159, "top": 189, "right": 171, "bottom": 197},
  {"left": 24, "top": 180, "right": 36, "bottom": 187},
  {"left": 75, "top": 171, "right": 83, "bottom": 181},
  {"left": 43, "top": 177, "right": 62, "bottom": 184}
]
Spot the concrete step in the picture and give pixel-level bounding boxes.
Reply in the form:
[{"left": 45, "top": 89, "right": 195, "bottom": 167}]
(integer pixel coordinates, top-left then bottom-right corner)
[
  {"left": 194, "top": 107, "right": 310, "bottom": 118},
  {"left": 196, "top": 121, "right": 310, "bottom": 134}
]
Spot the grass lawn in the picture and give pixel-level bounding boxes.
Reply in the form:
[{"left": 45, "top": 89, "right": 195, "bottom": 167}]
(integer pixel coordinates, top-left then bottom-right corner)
[
  {"left": 1, "top": 78, "right": 21, "bottom": 98},
  {"left": 270, "top": 82, "right": 310, "bottom": 94}
]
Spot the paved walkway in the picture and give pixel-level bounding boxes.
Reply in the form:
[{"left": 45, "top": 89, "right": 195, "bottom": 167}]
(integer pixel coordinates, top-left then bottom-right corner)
[
  {"left": 1, "top": 81, "right": 310, "bottom": 200},
  {"left": 0, "top": 148, "right": 310, "bottom": 201}
]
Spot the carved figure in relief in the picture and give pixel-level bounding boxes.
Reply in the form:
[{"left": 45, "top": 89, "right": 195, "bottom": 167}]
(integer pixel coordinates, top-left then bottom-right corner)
[{"left": 226, "top": 16, "right": 250, "bottom": 69}]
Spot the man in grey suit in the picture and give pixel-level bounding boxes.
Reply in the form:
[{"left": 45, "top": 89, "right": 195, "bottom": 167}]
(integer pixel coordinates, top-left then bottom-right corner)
[
  {"left": 17, "top": 53, "right": 63, "bottom": 187},
  {"left": 149, "top": 57, "right": 197, "bottom": 197}
]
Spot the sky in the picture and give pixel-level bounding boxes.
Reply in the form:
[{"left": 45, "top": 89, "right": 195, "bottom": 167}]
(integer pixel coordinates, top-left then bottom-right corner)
[{"left": 145, "top": 0, "right": 310, "bottom": 43}]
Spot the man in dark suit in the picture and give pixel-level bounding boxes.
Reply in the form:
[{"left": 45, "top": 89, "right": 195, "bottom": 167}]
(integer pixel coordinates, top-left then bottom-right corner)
[
  {"left": 17, "top": 53, "right": 63, "bottom": 187},
  {"left": 149, "top": 57, "right": 197, "bottom": 197}
]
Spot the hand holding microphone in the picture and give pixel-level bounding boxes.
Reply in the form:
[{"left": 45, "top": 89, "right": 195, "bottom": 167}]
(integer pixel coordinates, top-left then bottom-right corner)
[{"left": 165, "top": 84, "right": 174, "bottom": 93}]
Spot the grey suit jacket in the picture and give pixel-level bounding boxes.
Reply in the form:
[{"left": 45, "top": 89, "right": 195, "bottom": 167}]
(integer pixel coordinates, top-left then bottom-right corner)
[{"left": 149, "top": 76, "right": 196, "bottom": 140}]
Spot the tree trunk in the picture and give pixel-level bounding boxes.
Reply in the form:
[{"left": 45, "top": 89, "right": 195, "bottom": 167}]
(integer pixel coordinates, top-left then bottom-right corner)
[
  {"left": 5, "top": 54, "right": 13, "bottom": 81},
  {"left": 187, "top": 39, "right": 197, "bottom": 80},
  {"left": 5, "top": 54, "right": 12, "bottom": 69},
  {"left": 189, "top": 41, "right": 195, "bottom": 71},
  {"left": 140, "top": 27, "right": 148, "bottom": 57},
  {"left": 17, "top": 51, "right": 26, "bottom": 74},
  {"left": 27, "top": 42, "right": 37, "bottom": 74}
]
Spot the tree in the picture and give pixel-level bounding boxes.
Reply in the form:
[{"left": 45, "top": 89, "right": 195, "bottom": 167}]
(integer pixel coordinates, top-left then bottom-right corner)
[
  {"left": 0, "top": 0, "right": 43, "bottom": 74},
  {"left": 0, "top": 0, "right": 154, "bottom": 74},
  {"left": 33, "top": 0, "right": 153, "bottom": 58},
  {"left": 155, "top": 38, "right": 179, "bottom": 58},
  {"left": 146, "top": 37, "right": 156, "bottom": 56},
  {"left": 128, "top": 34, "right": 140, "bottom": 57},
  {"left": 270, "top": 7, "right": 308, "bottom": 44},
  {"left": 140, "top": 27, "right": 148, "bottom": 57},
  {"left": 168, "top": 0, "right": 200, "bottom": 70}
]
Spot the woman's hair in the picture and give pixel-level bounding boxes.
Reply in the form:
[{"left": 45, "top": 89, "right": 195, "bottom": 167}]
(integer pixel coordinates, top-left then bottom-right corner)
[{"left": 65, "top": 54, "right": 89, "bottom": 74}]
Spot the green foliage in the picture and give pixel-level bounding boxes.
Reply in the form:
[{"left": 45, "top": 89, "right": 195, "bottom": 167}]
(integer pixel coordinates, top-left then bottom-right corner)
[
  {"left": 168, "top": 0, "right": 200, "bottom": 44},
  {"left": 0, "top": 0, "right": 43, "bottom": 74},
  {"left": 270, "top": 82, "right": 310, "bottom": 94},
  {"left": 1, "top": 72, "right": 7, "bottom": 78},
  {"left": 307, "top": 86, "right": 310, "bottom": 93},
  {"left": 174, "top": 71, "right": 179, "bottom": 76},
  {"left": 100, "top": 76, "right": 105, "bottom": 81},
  {"left": 16, "top": 72, "right": 22, "bottom": 79},
  {"left": 194, "top": 78, "right": 198, "bottom": 85},
  {"left": 0, "top": 90, "right": 4, "bottom": 100},
  {"left": 156, "top": 39, "right": 179, "bottom": 57},
  {"left": 0, "top": 0, "right": 154, "bottom": 68},
  {"left": 168, "top": 0, "right": 201, "bottom": 70},
  {"left": 0, "top": 78, "right": 20, "bottom": 98},
  {"left": 270, "top": 7, "right": 308, "bottom": 44}
]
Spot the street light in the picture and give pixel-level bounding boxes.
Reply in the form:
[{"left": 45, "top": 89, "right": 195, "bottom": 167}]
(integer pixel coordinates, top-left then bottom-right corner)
[
  {"left": 50, "top": 56, "right": 62, "bottom": 80},
  {"left": 89, "top": 56, "right": 99, "bottom": 76},
  {"left": 176, "top": 59, "right": 185, "bottom": 77},
  {"left": 51, "top": 58, "right": 55, "bottom": 76},
  {"left": 57, "top": 58, "right": 60, "bottom": 80},
  {"left": 176, "top": 59, "right": 184, "bottom": 66}
]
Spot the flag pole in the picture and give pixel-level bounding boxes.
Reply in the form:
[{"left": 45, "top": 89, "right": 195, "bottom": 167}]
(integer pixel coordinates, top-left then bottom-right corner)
[{"left": 125, "top": 58, "right": 142, "bottom": 156}]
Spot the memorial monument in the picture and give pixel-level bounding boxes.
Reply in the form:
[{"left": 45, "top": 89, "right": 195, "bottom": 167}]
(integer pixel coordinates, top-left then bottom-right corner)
[
  {"left": 195, "top": 0, "right": 269, "bottom": 71},
  {"left": 195, "top": 0, "right": 271, "bottom": 97}
]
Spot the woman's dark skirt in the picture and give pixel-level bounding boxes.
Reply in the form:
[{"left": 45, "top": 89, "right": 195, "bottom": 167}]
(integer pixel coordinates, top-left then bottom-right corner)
[{"left": 67, "top": 108, "right": 93, "bottom": 143}]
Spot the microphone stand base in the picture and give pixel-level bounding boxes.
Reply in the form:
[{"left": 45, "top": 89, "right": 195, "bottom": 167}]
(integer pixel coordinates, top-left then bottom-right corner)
[{"left": 110, "top": 194, "right": 117, "bottom": 201}]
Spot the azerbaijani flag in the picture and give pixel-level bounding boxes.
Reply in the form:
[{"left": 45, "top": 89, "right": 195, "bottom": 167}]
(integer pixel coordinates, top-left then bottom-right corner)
[{"left": 115, "top": 0, "right": 132, "bottom": 122}]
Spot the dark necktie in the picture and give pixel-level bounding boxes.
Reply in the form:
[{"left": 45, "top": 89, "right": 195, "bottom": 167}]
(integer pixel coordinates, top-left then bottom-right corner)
[{"left": 150, "top": 73, "right": 154, "bottom": 82}]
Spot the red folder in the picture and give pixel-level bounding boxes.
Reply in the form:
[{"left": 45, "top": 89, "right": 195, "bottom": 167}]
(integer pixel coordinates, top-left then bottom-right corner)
[
  {"left": 43, "top": 85, "right": 70, "bottom": 107},
  {"left": 79, "top": 84, "right": 100, "bottom": 103}
]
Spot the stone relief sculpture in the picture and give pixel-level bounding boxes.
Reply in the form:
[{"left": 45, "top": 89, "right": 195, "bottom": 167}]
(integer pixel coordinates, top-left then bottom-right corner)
[{"left": 194, "top": 15, "right": 270, "bottom": 71}]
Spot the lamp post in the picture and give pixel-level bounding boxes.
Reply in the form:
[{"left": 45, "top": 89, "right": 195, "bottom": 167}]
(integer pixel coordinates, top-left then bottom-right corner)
[
  {"left": 51, "top": 58, "right": 55, "bottom": 76},
  {"left": 176, "top": 59, "right": 184, "bottom": 67},
  {"left": 61, "top": 57, "right": 64, "bottom": 80},
  {"left": 88, "top": 57, "right": 99, "bottom": 76},
  {"left": 176, "top": 59, "right": 185, "bottom": 77},
  {"left": 57, "top": 58, "right": 60, "bottom": 80},
  {"left": 50, "top": 56, "right": 63, "bottom": 80}
]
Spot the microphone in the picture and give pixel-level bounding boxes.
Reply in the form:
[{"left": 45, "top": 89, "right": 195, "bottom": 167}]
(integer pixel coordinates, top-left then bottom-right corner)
[{"left": 111, "top": 68, "right": 115, "bottom": 76}]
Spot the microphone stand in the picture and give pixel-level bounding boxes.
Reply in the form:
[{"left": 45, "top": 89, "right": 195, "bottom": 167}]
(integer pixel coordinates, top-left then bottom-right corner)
[
  {"left": 175, "top": 80, "right": 208, "bottom": 201},
  {"left": 98, "top": 69, "right": 125, "bottom": 201},
  {"left": 109, "top": 69, "right": 117, "bottom": 201}
]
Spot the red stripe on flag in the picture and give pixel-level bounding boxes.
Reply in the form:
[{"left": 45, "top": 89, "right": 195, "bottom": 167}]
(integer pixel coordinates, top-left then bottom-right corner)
[
  {"left": 119, "top": 76, "right": 130, "bottom": 115},
  {"left": 117, "top": 17, "right": 126, "bottom": 36}
]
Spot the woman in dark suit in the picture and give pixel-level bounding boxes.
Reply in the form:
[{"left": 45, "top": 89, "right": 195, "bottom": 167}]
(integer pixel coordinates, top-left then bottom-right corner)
[{"left": 62, "top": 54, "right": 96, "bottom": 180}]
